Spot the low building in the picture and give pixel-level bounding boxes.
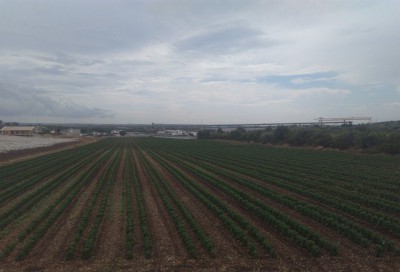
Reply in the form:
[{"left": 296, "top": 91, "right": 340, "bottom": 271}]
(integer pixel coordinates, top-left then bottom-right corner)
[
  {"left": 63, "top": 128, "right": 81, "bottom": 137},
  {"left": 157, "top": 130, "right": 196, "bottom": 137},
  {"left": 67, "top": 128, "right": 81, "bottom": 135},
  {"left": 110, "top": 130, "right": 120, "bottom": 136},
  {"left": 0, "top": 126, "right": 38, "bottom": 136}
]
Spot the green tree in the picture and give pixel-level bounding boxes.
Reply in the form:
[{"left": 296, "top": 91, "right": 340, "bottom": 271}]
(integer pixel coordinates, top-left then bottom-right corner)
[
  {"left": 311, "top": 131, "right": 334, "bottom": 147},
  {"left": 197, "top": 130, "right": 211, "bottom": 139},
  {"left": 273, "top": 126, "right": 290, "bottom": 143},
  {"left": 289, "top": 129, "right": 313, "bottom": 146},
  {"left": 230, "top": 127, "right": 246, "bottom": 141},
  {"left": 335, "top": 132, "right": 356, "bottom": 149},
  {"left": 358, "top": 133, "right": 383, "bottom": 148}
]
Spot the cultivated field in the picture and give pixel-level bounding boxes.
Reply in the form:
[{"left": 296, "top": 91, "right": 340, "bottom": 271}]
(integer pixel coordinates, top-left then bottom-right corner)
[
  {"left": 0, "top": 137, "right": 399, "bottom": 271},
  {"left": 0, "top": 135, "right": 77, "bottom": 153}
]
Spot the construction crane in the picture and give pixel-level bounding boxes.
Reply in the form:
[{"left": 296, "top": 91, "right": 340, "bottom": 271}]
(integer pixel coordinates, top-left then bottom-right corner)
[{"left": 315, "top": 117, "right": 372, "bottom": 125}]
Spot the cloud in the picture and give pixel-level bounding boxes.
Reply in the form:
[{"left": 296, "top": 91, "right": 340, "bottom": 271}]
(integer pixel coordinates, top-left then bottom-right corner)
[
  {"left": 0, "top": 83, "right": 113, "bottom": 119},
  {"left": 291, "top": 77, "right": 335, "bottom": 85},
  {"left": 0, "top": 1, "right": 399, "bottom": 123},
  {"left": 384, "top": 102, "right": 400, "bottom": 110},
  {"left": 175, "top": 22, "right": 274, "bottom": 55},
  {"left": 291, "top": 88, "right": 350, "bottom": 98}
]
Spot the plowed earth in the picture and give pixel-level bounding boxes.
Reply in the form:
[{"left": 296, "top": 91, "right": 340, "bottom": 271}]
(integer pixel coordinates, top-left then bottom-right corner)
[{"left": 0, "top": 137, "right": 399, "bottom": 271}]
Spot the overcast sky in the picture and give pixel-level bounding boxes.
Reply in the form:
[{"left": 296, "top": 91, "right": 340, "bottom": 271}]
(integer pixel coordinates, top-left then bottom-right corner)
[{"left": 1, "top": 0, "right": 399, "bottom": 124}]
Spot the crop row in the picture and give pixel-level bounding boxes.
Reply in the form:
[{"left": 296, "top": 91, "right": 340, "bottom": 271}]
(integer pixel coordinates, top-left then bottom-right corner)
[
  {"left": 156, "top": 141, "right": 400, "bottom": 210},
  {"left": 65, "top": 146, "right": 121, "bottom": 260},
  {"left": 157, "top": 149, "right": 398, "bottom": 255},
  {"left": 0, "top": 139, "right": 113, "bottom": 187},
  {"left": 0, "top": 140, "right": 118, "bottom": 260},
  {"left": 0, "top": 140, "right": 116, "bottom": 234},
  {"left": 152, "top": 141, "right": 400, "bottom": 238},
  {"left": 151, "top": 149, "right": 337, "bottom": 257},
  {"left": 135, "top": 137, "right": 400, "bottom": 257},
  {"left": 147, "top": 148, "right": 277, "bottom": 257},
  {"left": 135, "top": 145, "right": 216, "bottom": 257},
  {"left": 148, "top": 139, "right": 400, "bottom": 195},
  {"left": 136, "top": 148, "right": 199, "bottom": 258},
  {"left": 15, "top": 152, "right": 112, "bottom": 260},
  {"left": 2, "top": 136, "right": 398, "bottom": 261},
  {"left": 124, "top": 147, "right": 135, "bottom": 259},
  {"left": 129, "top": 147, "right": 153, "bottom": 258},
  {"left": 0, "top": 144, "right": 105, "bottom": 206}
]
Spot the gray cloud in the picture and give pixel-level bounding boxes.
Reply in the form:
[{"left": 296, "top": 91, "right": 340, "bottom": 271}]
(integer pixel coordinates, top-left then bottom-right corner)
[
  {"left": 37, "top": 52, "right": 105, "bottom": 67},
  {"left": 176, "top": 23, "right": 272, "bottom": 55},
  {"left": 0, "top": 83, "right": 113, "bottom": 118},
  {"left": 0, "top": 0, "right": 399, "bottom": 123}
]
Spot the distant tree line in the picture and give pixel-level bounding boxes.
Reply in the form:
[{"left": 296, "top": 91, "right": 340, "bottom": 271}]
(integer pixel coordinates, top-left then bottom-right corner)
[{"left": 197, "top": 122, "right": 400, "bottom": 155}]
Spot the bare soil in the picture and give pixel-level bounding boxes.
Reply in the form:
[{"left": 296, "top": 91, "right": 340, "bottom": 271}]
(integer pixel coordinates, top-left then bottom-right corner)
[{"left": 1, "top": 255, "right": 400, "bottom": 271}]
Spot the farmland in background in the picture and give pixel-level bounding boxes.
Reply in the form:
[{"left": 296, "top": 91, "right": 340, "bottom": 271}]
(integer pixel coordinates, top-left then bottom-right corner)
[
  {"left": 0, "top": 135, "right": 77, "bottom": 153},
  {"left": 0, "top": 137, "right": 399, "bottom": 271}
]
